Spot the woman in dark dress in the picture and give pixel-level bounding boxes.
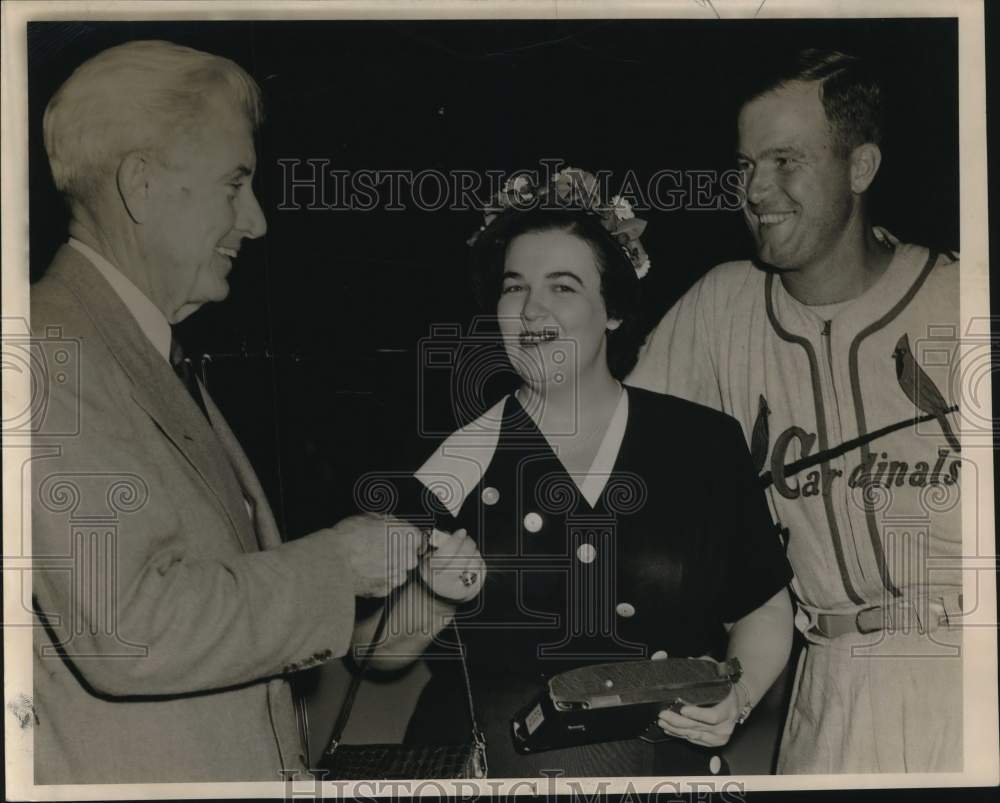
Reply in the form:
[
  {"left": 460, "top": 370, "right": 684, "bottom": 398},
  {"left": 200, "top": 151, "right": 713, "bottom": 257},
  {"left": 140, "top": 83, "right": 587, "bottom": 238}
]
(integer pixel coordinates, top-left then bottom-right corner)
[{"left": 367, "top": 168, "right": 794, "bottom": 777}]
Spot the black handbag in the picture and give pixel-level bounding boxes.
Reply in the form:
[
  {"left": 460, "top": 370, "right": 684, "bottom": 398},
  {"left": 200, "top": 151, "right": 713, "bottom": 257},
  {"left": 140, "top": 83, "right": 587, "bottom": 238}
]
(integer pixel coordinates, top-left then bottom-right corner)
[{"left": 319, "top": 593, "right": 488, "bottom": 780}]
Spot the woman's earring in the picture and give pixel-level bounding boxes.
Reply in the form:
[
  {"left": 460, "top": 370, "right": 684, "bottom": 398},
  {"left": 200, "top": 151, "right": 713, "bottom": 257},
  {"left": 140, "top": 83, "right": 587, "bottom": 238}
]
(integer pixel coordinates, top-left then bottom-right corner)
[{"left": 606, "top": 319, "right": 622, "bottom": 332}]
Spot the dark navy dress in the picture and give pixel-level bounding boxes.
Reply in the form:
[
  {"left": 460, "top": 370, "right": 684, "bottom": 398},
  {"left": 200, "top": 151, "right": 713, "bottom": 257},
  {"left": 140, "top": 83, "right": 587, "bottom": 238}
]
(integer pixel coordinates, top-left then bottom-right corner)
[{"left": 383, "top": 386, "right": 791, "bottom": 777}]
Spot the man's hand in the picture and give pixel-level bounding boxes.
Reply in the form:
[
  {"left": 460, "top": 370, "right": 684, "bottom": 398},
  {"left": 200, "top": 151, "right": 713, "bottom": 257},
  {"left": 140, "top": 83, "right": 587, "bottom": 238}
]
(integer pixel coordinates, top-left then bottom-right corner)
[
  {"left": 419, "top": 529, "right": 486, "bottom": 603},
  {"left": 327, "top": 514, "right": 423, "bottom": 598}
]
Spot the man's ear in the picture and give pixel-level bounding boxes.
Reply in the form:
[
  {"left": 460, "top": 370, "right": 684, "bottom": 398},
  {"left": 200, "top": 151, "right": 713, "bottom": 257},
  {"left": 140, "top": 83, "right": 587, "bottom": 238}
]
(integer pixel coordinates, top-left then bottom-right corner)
[
  {"left": 849, "top": 143, "right": 882, "bottom": 194},
  {"left": 116, "top": 152, "right": 151, "bottom": 224}
]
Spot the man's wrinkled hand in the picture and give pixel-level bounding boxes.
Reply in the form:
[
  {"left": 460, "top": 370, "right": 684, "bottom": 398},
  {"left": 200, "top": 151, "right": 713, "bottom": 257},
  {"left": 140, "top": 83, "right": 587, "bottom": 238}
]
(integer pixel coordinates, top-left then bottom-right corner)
[{"left": 328, "top": 514, "right": 422, "bottom": 598}]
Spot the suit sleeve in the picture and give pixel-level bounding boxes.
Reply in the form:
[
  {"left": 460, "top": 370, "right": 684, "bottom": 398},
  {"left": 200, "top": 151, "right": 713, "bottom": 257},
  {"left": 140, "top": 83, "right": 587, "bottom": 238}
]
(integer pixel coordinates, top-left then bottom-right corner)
[
  {"left": 626, "top": 269, "right": 725, "bottom": 411},
  {"left": 30, "top": 321, "right": 359, "bottom": 697}
]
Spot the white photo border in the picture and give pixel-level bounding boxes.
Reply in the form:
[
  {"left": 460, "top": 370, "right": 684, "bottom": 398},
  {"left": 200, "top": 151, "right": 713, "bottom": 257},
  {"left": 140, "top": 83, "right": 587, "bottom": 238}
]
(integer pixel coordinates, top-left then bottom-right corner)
[{"left": 2, "top": 0, "right": 995, "bottom": 798}]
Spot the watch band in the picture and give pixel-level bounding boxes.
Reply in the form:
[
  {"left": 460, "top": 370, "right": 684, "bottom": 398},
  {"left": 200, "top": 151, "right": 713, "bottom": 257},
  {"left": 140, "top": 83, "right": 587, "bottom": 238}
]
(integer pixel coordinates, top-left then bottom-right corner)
[{"left": 734, "top": 677, "right": 755, "bottom": 725}]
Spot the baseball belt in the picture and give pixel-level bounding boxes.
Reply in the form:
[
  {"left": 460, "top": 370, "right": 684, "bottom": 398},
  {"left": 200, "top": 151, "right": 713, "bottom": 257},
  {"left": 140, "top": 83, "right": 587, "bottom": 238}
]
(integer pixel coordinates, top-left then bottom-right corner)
[{"left": 811, "top": 592, "right": 964, "bottom": 639}]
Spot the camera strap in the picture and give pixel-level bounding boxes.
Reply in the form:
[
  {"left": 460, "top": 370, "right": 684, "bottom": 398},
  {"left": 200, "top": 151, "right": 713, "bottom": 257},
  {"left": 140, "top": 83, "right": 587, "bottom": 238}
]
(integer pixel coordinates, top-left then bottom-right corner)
[{"left": 326, "top": 587, "right": 484, "bottom": 753}]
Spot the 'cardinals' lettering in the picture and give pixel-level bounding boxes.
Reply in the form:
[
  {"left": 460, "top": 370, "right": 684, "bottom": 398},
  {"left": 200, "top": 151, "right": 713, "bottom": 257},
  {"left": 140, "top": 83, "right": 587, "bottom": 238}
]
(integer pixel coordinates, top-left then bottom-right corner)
[
  {"left": 771, "top": 426, "right": 817, "bottom": 500},
  {"left": 847, "top": 450, "right": 961, "bottom": 489}
]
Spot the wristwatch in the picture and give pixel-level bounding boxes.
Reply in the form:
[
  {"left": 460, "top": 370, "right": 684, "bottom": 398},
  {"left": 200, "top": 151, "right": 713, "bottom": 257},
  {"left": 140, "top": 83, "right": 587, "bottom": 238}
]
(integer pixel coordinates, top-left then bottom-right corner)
[{"left": 734, "top": 677, "right": 755, "bottom": 725}]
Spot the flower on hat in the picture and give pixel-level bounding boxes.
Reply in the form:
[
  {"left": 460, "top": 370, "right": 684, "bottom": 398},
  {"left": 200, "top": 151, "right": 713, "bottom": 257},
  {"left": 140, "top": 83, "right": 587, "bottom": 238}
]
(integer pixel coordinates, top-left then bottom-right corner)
[
  {"left": 551, "top": 167, "right": 600, "bottom": 207},
  {"left": 503, "top": 174, "right": 533, "bottom": 199},
  {"left": 469, "top": 165, "right": 652, "bottom": 279},
  {"left": 506, "top": 175, "right": 529, "bottom": 192},
  {"left": 610, "top": 195, "right": 635, "bottom": 221}
]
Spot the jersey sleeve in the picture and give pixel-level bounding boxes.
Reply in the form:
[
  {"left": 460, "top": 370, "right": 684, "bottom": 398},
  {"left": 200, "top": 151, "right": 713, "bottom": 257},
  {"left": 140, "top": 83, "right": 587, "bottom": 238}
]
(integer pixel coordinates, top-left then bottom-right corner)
[
  {"left": 711, "top": 415, "right": 793, "bottom": 623},
  {"left": 626, "top": 270, "right": 725, "bottom": 410}
]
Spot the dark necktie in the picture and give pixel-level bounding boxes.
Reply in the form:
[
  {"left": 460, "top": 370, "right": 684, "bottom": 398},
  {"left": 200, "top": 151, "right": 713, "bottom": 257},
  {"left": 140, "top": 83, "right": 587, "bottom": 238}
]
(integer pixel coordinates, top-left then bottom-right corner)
[{"left": 169, "top": 334, "right": 210, "bottom": 422}]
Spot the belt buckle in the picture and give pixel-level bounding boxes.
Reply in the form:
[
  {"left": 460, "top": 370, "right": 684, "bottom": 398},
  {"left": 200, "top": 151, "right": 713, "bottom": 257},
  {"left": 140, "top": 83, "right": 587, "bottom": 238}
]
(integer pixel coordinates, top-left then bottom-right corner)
[
  {"left": 854, "top": 605, "right": 883, "bottom": 635},
  {"left": 859, "top": 600, "right": 930, "bottom": 635}
]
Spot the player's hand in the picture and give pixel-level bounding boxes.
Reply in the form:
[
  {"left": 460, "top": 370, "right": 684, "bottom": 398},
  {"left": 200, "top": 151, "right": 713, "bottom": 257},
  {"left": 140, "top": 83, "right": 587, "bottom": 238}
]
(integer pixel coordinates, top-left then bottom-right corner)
[
  {"left": 326, "top": 514, "right": 422, "bottom": 598},
  {"left": 656, "top": 658, "right": 741, "bottom": 748},
  {"left": 418, "top": 529, "right": 486, "bottom": 603}
]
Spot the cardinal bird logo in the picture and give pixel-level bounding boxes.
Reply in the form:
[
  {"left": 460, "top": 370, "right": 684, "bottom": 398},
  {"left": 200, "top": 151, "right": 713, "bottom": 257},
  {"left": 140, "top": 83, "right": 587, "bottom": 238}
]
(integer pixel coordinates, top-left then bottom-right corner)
[
  {"left": 750, "top": 394, "right": 771, "bottom": 475},
  {"left": 893, "top": 333, "right": 961, "bottom": 452}
]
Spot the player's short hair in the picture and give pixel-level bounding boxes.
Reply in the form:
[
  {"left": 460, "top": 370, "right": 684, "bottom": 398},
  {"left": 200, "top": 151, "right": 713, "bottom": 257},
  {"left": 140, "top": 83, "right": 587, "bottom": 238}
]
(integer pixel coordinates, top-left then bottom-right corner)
[
  {"left": 44, "top": 39, "right": 263, "bottom": 205},
  {"left": 742, "top": 48, "right": 883, "bottom": 155}
]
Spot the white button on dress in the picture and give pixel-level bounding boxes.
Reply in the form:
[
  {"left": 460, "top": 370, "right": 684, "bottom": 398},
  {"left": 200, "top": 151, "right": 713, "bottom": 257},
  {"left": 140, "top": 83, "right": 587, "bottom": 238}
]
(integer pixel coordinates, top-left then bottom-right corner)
[
  {"left": 523, "top": 512, "right": 543, "bottom": 533},
  {"left": 615, "top": 602, "right": 635, "bottom": 618}
]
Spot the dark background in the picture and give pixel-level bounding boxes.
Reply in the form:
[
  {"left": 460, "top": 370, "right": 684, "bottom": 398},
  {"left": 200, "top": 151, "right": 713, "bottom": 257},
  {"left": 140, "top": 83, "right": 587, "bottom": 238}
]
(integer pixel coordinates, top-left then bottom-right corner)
[{"left": 27, "top": 18, "right": 960, "bottom": 542}]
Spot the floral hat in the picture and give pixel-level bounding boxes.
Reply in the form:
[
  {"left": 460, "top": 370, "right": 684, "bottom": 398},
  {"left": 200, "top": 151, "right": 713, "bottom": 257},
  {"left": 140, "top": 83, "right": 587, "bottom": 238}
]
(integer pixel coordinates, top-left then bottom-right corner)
[{"left": 468, "top": 167, "right": 651, "bottom": 279}]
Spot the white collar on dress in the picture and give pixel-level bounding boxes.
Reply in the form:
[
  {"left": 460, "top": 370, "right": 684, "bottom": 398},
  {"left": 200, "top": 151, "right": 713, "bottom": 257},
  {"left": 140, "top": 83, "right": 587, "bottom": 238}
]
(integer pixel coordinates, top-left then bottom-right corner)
[
  {"left": 414, "top": 397, "right": 507, "bottom": 517},
  {"left": 577, "top": 387, "right": 629, "bottom": 506},
  {"left": 414, "top": 387, "right": 630, "bottom": 514}
]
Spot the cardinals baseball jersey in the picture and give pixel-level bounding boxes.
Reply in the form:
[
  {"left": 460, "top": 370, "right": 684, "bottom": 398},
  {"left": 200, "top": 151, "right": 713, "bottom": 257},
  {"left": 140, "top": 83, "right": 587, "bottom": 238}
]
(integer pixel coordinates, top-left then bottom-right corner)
[
  {"left": 627, "top": 229, "right": 962, "bottom": 622},
  {"left": 628, "top": 228, "right": 964, "bottom": 773}
]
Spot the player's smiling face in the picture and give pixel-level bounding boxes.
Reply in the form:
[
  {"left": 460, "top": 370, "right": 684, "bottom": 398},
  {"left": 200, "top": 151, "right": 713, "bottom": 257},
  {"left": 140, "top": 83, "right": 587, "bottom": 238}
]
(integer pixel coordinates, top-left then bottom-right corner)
[{"left": 736, "top": 80, "right": 854, "bottom": 272}]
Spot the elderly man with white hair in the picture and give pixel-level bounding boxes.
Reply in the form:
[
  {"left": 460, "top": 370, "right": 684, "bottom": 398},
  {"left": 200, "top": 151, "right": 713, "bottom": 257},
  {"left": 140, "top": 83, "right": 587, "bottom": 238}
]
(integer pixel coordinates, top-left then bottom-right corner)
[{"left": 29, "top": 39, "right": 441, "bottom": 784}]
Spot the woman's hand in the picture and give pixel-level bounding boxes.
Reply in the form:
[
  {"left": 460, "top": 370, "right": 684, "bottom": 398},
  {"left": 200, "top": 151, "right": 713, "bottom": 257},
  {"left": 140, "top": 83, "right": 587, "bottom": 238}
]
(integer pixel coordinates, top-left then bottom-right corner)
[
  {"left": 656, "top": 658, "right": 743, "bottom": 748},
  {"left": 418, "top": 529, "right": 486, "bottom": 603},
  {"left": 657, "top": 689, "right": 740, "bottom": 748}
]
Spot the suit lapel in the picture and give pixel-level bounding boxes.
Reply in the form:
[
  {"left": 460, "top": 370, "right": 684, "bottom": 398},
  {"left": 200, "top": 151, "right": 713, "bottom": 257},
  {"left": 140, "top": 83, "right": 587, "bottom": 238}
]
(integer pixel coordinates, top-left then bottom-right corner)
[
  {"left": 49, "top": 247, "right": 259, "bottom": 553},
  {"left": 204, "top": 388, "right": 284, "bottom": 550}
]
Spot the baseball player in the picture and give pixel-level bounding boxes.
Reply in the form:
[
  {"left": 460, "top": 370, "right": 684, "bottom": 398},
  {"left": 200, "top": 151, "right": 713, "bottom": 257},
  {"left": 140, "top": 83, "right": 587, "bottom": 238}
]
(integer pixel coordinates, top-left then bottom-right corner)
[{"left": 628, "top": 49, "right": 963, "bottom": 773}]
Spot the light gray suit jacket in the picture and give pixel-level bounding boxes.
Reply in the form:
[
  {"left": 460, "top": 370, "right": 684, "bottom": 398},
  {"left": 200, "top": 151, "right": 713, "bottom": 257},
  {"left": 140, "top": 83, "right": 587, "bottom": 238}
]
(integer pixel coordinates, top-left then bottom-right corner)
[{"left": 31, "top": 245, "right": 356, "bottom": 783}]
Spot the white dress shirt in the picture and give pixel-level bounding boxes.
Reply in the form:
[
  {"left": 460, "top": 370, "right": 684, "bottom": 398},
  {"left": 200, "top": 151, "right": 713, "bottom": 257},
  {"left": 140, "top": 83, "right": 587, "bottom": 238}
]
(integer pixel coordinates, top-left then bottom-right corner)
[{"left": 68, "top": 238, "right": 172, "bottom": 362}]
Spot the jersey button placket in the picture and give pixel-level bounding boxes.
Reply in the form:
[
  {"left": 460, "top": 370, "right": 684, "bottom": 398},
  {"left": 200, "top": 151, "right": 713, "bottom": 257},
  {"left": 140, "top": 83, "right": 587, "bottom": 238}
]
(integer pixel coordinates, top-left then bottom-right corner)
[{"left": 823, "top": 320, "right": 867, "bottom": 590}]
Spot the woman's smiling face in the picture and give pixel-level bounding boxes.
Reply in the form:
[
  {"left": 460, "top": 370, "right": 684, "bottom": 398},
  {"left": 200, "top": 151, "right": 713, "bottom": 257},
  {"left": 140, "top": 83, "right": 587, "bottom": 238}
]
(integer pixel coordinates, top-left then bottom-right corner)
[{"left": 497, "top": 228, "right": 618, "bottom": 392}]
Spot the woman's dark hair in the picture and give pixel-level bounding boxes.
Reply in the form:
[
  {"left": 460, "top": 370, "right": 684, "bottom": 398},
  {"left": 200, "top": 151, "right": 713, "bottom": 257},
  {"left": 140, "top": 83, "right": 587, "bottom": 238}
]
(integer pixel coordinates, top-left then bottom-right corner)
[{"left": 469, "top": 207, "right": 644, "bottom": 380}]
